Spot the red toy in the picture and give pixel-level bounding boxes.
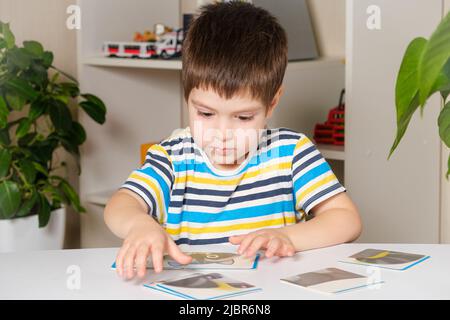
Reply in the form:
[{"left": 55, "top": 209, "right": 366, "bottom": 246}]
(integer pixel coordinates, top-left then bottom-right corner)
[
  {"left": 103, "top": 27, "right": 183, "bottom": 60},
  {"left": 313, "top": 89, "right": 345, "bottom": 146}
]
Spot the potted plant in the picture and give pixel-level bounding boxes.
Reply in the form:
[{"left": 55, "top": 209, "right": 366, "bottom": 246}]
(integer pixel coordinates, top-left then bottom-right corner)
[
  {"left": 389, "top": 11, "right": 450, "bottom": 178},
  {"left": 0, "top": 21, "right": 106, "bottom": 252}
]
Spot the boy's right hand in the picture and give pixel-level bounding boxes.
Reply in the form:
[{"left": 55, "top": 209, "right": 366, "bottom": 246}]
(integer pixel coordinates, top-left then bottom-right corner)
[{"left": 115, "top": 215, "right": 192, "bottom": 280}]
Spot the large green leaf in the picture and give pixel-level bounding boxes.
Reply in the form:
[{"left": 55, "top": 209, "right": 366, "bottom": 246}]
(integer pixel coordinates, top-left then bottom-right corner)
[
  {"left": 41, "top": 183, "right": 66, "bottom": 204},
  {"left": 56, "top": 177, "right": 85, "bottom": 213},
  {"left": 38, "top": 193, "right": 51, "bottom": 228},
  {"left": 438, "top": 101, "right": 450, "bottom": 148},
  {"left": 442, "top": 58, "right": 450, "bottom": 102},
  {"left": 439, "top": 101, "right": 450, "bottom": 180},
  {"left": 48, "top": 99, "right": 72, "bottom": 133},
  {"left": 6, "top": 47, "right": 32, "bottom": 70},
  {"left": 1, "top": 22, "right": 15, "bottom": 49},
  {"left": 5, "top": 92, "right": 26, "bottom": 111},
  {"left": 0, "top": 147, "right": 12, "bottom": 178},
  {"left": 418, "top": 11, "right": 450, "bottom": 106},
  {"left": 80, "top": 94, "right": 106, "bottom": 124},
  {"left": 70, "top": 121, "right": 86, "bottom": 145},
  {"left": 391, "top": 34, "right": 450, "bottom": 159},
  {"left": 15, "top": 189, "right": 38, "bottom": 218},
  {"left": 29, "top": 99, "right": 46, "bottom": 121},
  {"left": 42, "top": 51, "right": 53, "bottom": 68},
  {"left": 32, "top": 161, "right": 48, "bottom": 177},
  {"left": 0, "top": 180, "right": 21, "bottom": 219},
  {"left": 18, "top": 132, "right": 37, "bottom": 147},
  {"left": 23, "top": 63, "right": 48, "bottom": 88},
  {"left": 447, "top": 154, "right": 450, "bottom": 179},
  {"left": 60, "top": 82, "right": 80, "bottom": 97},
  {"left": 5, "top": 77, "right": 38, "bottom": 101},
  {"left": 18, "top": 158, "right": 37, "bottom": 184},
  {"left": 390, "top": 37, "right": 427, "bottom": 159},
  {"left": 15, "top": 117, "right": 31, "bottom": 139},
  {"left": 395, "top": 37, "right": 427, "bottom": 123},
  {"left": 0, "top": 126, "right": 11, "bottom": 145},
  {"left": 23, "top": 40, "right": 44, "bottom": 57},
  {"left": 0, "top": 94, "right": 8, "bottom": 129},
  {"left": 28, "top": 140, "right": 55, "bottom": 164},
  {"left": 389, "top": 94, "right": 421, "bottom": 159}
]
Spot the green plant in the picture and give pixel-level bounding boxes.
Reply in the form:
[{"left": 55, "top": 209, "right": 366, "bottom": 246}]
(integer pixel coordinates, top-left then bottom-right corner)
[
  {"left": 389, "top": 11, "right": 450, "bottom": 179},
  {"left": 0, "top": 21, "right": 107, "bottom": 227}
]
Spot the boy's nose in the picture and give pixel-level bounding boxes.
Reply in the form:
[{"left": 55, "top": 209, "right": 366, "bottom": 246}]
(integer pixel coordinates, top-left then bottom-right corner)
[{"left": 217, "top": 125, "right": 234, "bottom": 141}]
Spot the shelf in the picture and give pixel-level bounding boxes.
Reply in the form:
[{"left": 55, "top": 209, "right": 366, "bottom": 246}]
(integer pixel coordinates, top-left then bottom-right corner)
[
  {"left": 316, "top": 144, "right": 345, "bottom": 161},
  {"left": 81, "top": 55, "right": 344, "bottom": 71},
  {"left": 82, "top": 55, "right": 183, "bottom": 70}
]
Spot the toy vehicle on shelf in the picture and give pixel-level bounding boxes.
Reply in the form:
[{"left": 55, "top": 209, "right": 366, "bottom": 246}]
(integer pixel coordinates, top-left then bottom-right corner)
[
  {"left": 313, "top": 89, "right": 345, "bottom": 146},
  {"left": 103, "top": 28, "right": 184, "bottom": 60},
  {"left": 103, "top": 41, "right": 156, "bottom": 58}
]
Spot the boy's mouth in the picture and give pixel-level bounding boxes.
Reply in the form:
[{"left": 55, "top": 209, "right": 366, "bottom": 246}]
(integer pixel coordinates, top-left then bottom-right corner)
[{"left": 214, "top": 147, "right": 235, "bottom": 155}]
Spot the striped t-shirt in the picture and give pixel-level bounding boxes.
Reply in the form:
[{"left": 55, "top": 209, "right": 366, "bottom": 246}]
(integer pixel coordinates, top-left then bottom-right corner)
[{"left": 120, "top": 126, "right": 346, "bottom": 245}]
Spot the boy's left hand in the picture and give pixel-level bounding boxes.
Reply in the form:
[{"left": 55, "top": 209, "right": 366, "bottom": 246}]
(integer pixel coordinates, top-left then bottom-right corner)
[{"left": 229, "top": 229, "right": 296, "bottom": 258}]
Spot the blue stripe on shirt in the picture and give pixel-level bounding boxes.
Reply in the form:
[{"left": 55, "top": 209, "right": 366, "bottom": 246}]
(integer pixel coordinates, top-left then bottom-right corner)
[{"left": 166, "top": 200, "right": 295, "bottom": 224}]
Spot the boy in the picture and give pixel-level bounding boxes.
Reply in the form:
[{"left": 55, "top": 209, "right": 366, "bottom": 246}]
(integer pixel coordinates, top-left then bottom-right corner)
[{"left": 104, "top": 1, "right": 362, "bottom": 280}]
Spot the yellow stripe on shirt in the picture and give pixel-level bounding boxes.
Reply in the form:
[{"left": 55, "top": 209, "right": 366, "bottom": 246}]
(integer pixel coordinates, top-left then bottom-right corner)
[
  {"left": 174, "top": 161, "right": 291, "bottom": 186},
  {"left": 296, "top": 172, "right": 337, "bottom": 208},
  {"left": 130, "top": 172, "right": 165, "bottom": 223},
  {"left": 165, "top": 215, "right": 297, "bottom": 235},
  {"left": 151, "top": 144, "right": 172, "bottom": 164},
  {"left": 294, "top": 135, "right": 310, "bottom": 152}
]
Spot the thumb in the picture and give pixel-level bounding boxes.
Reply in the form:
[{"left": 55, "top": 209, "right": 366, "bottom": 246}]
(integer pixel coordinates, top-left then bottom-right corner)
[
  {"left": 167, "top": 239, "right": 192, "bottom": 265},
  {"left": 229, "top": 234, "right": 245, "bottom": 244}
]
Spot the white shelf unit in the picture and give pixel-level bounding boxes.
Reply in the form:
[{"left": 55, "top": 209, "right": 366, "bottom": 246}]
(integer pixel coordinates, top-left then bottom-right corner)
[
  {"left": 316, "top": 144, "right": 345, "bottom": 161},
  {"left": 76, "top": 0, "right": 445, "bottom": 248},
  {"left": 76, "top": 0, "right": 347, "bottom": 248}
]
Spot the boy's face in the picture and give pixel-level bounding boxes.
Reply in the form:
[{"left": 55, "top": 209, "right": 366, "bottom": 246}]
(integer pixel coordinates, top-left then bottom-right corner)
[{"left": 187, "top": 86, "right": 282, "bottom": 170}]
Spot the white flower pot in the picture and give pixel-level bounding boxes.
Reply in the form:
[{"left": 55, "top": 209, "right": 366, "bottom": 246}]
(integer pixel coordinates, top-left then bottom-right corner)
[{"left": 0, "top": 206, "right": 66, "bottom": 253}]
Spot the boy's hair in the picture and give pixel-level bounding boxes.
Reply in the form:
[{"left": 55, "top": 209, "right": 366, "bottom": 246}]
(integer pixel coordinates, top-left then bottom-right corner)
[{"left": 182, "top": 1, "right": 288, "bottom": 110}]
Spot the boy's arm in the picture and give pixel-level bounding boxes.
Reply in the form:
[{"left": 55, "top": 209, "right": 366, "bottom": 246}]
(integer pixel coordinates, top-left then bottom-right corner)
[
  {"left": 279, "top": 192, "right": 362, "bottom": 252},
  {"left": 230, "top": 134, "right": 362, "bottom": 256},
  {"left": 229, "top": 192, "right": 362, "bottom": 257},
  {"left": 104, "top": 188, "right": 159, "bottom": 239}
]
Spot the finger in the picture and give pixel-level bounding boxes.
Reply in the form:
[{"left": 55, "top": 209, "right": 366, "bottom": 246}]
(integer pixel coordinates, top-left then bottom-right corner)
[
  {"left": 167, "top": 239, "right": 192, "bottom": 265},
  {"left": 229, "top": 234, "right": 245, "bottom": 244},
  {"left": 123, "top": 245, "right": 138, "bottom": 279},
  {"left": 135, "top": 244, "right": 150, "bottom": 278},
  {"left": 244, "top": 235, "right": 269, "bottom": 257},
  {"left": 151, "top": 244, "right": 164, "bottom": 273},
  {"left": 288, "top": 246, "right": 295, "bottom": 257},
  {"left": 286, "top": 245, "right": 296, "bottom": 256},
  {"left": 265, "top": 238, "right": 281, "bottom": 258},
  {"left": 277, "top": 243, "right": 295, "bottom": 257},
  {"left": 115, "top": 242, "right": 130, "bottom": 277},
  {"left": 237, "top": 233, "right": 258, "bottom": 255}
]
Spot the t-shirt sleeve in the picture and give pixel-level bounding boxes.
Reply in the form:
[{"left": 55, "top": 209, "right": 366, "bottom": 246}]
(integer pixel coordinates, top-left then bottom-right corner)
[
  {"left": 291, "top": 134, "right": 346, "bottom": 220},
  {"left": 119, "top": 143, "right": 174, "bottom": 224}
]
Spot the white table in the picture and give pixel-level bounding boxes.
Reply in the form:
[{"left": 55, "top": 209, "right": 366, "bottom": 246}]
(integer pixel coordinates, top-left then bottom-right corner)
[{"left": 0, "top": 243, "right": 448, "bottom": 300}]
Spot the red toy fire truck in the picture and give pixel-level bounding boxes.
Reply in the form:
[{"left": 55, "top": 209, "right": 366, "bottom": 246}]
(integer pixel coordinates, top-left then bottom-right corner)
[{"left": 313, "top": 89, "right": 345, "bottom": 146}]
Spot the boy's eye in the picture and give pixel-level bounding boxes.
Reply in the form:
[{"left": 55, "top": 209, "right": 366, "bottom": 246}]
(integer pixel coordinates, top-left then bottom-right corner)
[
  {"left": 197, "top": 111, "right": 213, "bottom": 118},
  {"left": 237, "top": 115, "right": 254, "bottom": 121}
]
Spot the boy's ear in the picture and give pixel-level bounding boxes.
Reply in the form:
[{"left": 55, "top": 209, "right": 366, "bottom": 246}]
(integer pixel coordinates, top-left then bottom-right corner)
[{"left": 266, "top": 85, "right": 284, "bottom": 118}]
